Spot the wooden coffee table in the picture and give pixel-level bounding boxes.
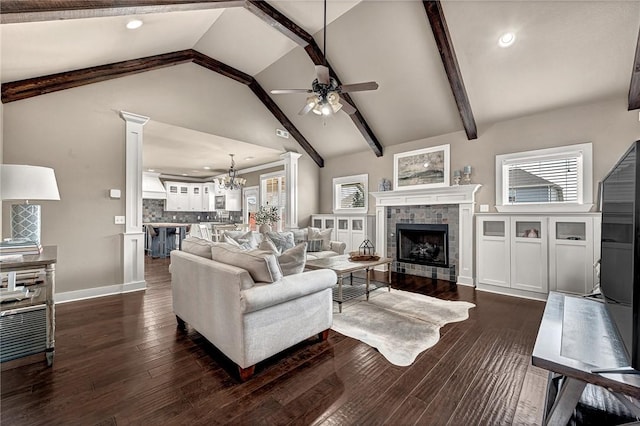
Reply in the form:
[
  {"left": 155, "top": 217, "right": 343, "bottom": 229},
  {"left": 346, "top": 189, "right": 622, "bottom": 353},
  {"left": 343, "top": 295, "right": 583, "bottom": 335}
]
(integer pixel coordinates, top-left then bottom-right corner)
[{"left": 305, "top": 255, "right": 393, "bottom": 312}]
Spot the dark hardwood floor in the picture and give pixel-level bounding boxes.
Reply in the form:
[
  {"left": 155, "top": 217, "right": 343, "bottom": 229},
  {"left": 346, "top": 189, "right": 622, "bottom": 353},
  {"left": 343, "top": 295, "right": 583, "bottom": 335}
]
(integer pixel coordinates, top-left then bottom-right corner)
[{"left": 1, "top": 257, "right": 548, "bottom": 425}]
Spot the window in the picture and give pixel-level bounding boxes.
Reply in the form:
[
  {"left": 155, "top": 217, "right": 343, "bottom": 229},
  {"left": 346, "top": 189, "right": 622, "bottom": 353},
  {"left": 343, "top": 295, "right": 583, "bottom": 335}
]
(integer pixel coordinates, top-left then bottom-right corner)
[
  {"left": 333, "top": 174, "right": 368, "bottom": 214},
  {"left": 260, "top": 171, "right": 286, "bottom": 230},
  {"left": 496, "top": 143, "right": 593, "bottom": 212}
]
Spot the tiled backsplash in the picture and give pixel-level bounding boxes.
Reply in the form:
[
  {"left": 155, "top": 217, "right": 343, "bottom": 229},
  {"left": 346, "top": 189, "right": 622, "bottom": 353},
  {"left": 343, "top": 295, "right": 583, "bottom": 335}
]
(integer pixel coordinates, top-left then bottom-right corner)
[
  {"left": 386, "top": 205, "right": 459, "bottom": 282},
  {"left": 143, "top": 199, "right": 243, "bottom": 223}
]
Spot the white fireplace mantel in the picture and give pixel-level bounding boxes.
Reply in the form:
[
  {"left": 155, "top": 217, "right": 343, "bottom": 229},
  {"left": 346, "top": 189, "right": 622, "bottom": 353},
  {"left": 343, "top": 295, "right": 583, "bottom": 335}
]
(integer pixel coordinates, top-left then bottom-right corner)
[{"left": 370, "top": 184, "right": 482, "bottom": 286}]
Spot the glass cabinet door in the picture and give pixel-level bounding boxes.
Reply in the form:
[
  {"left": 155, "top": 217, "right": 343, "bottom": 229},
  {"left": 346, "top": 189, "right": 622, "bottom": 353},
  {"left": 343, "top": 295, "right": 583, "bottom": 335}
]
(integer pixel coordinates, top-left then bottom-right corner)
[
  {"left": 326, "top": 219, "right": 335, "bottom": 229},
  {"left": 313, "top": 218, "right": 322, "bottom": 228},
  {"left": 515, "top": 221, "right": 541, "bottom": 238},
  {"left": 338, "top": 219, "right": 349, "bottom": 230},
  {"left": 352, "top": 219, "right": 363, "bottom": 231},
  {"left": 483, "top": 221, "right": 505, "bottom": 237}
]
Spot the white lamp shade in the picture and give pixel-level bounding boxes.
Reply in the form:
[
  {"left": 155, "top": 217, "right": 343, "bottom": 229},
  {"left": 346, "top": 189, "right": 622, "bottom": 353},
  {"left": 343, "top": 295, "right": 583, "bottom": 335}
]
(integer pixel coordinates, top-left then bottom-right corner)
[{"left": 1, "top": 164, "right": 60, "bottom": 201}]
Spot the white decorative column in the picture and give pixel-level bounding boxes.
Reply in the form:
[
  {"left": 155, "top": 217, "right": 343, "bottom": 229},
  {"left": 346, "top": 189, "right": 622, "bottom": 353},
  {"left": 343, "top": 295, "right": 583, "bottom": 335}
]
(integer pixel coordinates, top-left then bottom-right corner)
[
  {"left": 281, "top": 152, "right": 302, "bottom": 230},
  {"left": 370, "top": 184, "right": 481, "bottom": 286},
  {"left": 120, "top": 111, "right": 149, "bottom": 291}
]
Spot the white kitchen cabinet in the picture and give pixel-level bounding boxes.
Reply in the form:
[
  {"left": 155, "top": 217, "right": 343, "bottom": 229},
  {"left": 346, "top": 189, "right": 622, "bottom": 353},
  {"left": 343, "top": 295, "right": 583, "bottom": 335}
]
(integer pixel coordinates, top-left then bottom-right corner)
[
  {"left": 164, "top": 181, "right": 190, "bottom": 211},
  {"left": 202, "top": 183, "right": 215, "bottom": 212},
  {"left": 189, "top": 184, "right": 203, "bottom": 211},
  {"left": 476, "top": 213, "right": 601, "bottom": 300},
  {"left": 312, "top": 214, "right": 374, "bottom": 254}
]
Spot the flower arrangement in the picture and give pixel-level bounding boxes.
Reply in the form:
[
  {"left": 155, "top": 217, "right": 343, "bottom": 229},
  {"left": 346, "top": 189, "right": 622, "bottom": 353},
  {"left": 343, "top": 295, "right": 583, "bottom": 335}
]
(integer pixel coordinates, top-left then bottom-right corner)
[{"left": 255, "top": 205, "right": 280, "bottom": 225}]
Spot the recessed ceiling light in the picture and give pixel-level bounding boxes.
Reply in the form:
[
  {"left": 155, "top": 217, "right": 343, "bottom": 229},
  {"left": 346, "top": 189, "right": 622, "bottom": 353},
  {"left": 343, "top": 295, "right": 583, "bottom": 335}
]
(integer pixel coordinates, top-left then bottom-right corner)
[
  {"left": 245, "top": 157, "right": 254, "bottom": 161},
  {"left": 181, "top": 173, "right": 188, "bottom": 176},
  {"left": 203, "top": 166, "right": 212, "bottom": 170},
  {"left": 498, "top": 32, "right": 516, "bottom": 48},
  {"left": 147, "top": 168, "right": 155, "bottom": 172},
  {"left": 126, "top": 19, "right": 143, "bottom": 30}
]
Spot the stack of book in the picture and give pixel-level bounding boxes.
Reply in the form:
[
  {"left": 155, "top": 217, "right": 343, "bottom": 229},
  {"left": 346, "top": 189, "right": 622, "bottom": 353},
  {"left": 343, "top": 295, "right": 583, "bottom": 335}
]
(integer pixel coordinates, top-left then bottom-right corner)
[{"left": 0, "top": 239, "right": 43, "bottom": 257}]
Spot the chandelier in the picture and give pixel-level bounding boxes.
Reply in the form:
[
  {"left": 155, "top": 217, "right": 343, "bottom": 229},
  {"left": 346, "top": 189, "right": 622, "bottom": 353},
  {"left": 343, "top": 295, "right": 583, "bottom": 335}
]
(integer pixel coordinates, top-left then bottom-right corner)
[{"left": 220, "top": 154, "right": 246, "bottom": 190}]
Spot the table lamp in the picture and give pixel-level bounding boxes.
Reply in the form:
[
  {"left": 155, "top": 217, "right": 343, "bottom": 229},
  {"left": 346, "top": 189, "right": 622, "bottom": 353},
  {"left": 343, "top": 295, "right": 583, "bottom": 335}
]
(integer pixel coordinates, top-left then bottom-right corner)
[{"left": 1, "top": 164, "right": 61, "bottom": 245}]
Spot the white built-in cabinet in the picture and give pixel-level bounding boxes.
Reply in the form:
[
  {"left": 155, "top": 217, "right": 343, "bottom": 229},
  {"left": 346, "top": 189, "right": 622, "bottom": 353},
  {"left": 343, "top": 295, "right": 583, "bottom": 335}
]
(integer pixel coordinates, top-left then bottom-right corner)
[
  {"left": 476, "top": 213, "right": 601, "bottom": 300},
  {"left": 311, "top": 214, "right": 375, "bottom": 254},
  {"left": 164, "top": 181, "right": 241, "bottom": 212}
]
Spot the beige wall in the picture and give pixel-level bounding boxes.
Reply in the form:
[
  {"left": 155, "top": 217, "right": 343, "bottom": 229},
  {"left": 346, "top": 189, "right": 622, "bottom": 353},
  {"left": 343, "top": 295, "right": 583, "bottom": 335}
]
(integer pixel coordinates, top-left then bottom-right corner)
[
  {"left": 1, "top": 63, "right": 322, "bottom": 295},
  {"left": 320, "top": 97, "right": 640, "bottom": 213}
]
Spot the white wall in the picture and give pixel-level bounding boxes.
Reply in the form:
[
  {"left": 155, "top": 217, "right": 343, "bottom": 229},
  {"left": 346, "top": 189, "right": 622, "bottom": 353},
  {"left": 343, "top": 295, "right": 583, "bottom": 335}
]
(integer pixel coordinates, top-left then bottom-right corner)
[{"left": 319, "top": 97, "right": 640, "bottom": 213}]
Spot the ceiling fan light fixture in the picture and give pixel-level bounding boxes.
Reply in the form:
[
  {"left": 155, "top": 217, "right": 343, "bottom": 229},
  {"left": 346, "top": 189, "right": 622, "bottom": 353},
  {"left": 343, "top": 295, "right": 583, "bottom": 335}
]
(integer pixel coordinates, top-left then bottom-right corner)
[
  {"left": 126, "top": 19, "right": 143, "bottom": 30},
  {"left": 321, "top": 103, "right": 332, "bottom": 116},
  {"left": 498, "top": 32, "right": 516, "bottom": 48}
]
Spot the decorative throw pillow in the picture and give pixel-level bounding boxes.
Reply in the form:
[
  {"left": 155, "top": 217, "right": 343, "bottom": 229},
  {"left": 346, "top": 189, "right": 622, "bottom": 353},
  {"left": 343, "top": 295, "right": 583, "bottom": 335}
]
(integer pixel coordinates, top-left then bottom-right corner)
[
  {"left": 258, "top": 238, "right": 280, "bottom": 254},
  {"left": 223, "top": 230, "right": 258, "bottom": 250},
  {"left": 278, "top": 242, "right": 307, "bottom": 275},
  {"left": 260, "top": 240, "right": 307, "bottom": 276},
  {"left": 306, "top": 239, "right": 324, "bottom": 252},
  {"left": 223, "top": 234, "right": 252, "bottom": 250},
  {"left": 181, "top": 236, "right": 216, "bottom": 259},
  {"left": 211, "top": 245, "right": 283, "bottom": 283},
  {"left": 290, "top": 228, "right": 308, "bottom": 245},
  {"left": 266, "top": 231, "right": 295, "bottom": 254},
  {"left": 308, "top": 227, "right": 333, "bottom": 251}
]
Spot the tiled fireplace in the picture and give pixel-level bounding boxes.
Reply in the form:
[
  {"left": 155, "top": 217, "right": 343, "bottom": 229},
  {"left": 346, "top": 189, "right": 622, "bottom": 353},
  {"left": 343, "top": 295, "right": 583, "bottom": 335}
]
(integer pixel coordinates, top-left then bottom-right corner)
[{"left": 371, "top": 185, "right": 481, "bottom": 285}]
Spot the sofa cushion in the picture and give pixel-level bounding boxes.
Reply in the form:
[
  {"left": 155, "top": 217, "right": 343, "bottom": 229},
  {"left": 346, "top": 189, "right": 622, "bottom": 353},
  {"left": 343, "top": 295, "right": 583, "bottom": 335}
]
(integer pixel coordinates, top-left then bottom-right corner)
[
  {"left": 306, "top": 250, "right": 344, "bottom": 261},
  {"left": 308, "top": 227, "right": 333, "bottom": 251},
  {"left": 266, "top": 231, "right": 295, "bottom": 253},
  {"left": 211, "top": 245, "right": 283, "bottom": 283},
  {"left": 259, "top": 240, "right": 307, "bottom": 276},
  {"left": 181, "top": 236, "right": 216, "bottom": 259},
  {"left": 306, "top": 239, "right": 324, "bottom": 252}
]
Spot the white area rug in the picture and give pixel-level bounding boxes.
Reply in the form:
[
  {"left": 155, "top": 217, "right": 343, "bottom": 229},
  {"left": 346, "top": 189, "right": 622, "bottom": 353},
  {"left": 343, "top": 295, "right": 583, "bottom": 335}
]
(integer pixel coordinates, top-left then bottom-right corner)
[{"left": 331, "top": 289, "right": 475, "bottom": 366}]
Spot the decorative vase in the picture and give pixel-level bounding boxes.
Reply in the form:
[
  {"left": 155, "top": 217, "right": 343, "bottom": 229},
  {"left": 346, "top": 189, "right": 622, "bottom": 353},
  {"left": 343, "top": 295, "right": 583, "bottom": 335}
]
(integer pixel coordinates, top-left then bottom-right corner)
[{"left": 259, "top": 224, "right": 272, "bottom": 234}]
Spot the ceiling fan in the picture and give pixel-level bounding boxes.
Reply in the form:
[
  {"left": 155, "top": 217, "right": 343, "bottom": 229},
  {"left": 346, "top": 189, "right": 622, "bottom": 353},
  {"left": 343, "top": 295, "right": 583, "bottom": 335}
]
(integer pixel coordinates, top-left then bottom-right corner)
[{"left": 270, "top": 0, "right": 379, "bottom": 117}]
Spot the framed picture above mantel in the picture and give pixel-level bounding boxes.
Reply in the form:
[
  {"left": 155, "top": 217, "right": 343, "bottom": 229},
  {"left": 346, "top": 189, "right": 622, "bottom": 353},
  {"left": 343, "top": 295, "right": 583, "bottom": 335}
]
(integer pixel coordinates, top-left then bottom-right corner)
[{"left": 393, "top": 144, "right": 450, "bottom": 191}]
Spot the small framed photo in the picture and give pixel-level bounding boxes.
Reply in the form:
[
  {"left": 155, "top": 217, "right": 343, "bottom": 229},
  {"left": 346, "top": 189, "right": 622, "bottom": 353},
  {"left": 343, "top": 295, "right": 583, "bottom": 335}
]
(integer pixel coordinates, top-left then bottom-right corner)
[{"left": 393, "top": 144, "right": 450, "bottom": 191}]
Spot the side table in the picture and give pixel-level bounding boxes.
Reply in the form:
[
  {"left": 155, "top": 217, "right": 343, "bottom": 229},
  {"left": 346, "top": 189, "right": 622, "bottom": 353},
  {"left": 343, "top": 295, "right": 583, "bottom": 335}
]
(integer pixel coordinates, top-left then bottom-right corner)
[{"left": 0, "top": 246, "right": 57, "bottom": 366}]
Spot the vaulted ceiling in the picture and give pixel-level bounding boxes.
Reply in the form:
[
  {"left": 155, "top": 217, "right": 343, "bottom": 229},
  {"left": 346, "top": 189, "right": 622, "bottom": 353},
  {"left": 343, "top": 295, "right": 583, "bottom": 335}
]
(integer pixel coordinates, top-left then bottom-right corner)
[{"left": 2, "top": 1, "right": 639, "bottom": 176}]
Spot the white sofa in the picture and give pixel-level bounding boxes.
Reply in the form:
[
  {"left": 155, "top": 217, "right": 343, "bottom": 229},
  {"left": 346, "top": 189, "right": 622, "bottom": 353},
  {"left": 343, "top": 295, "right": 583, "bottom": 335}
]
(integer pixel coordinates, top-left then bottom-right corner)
[{"left": 170, "top": 244, "right": 337, "bottom": 381}]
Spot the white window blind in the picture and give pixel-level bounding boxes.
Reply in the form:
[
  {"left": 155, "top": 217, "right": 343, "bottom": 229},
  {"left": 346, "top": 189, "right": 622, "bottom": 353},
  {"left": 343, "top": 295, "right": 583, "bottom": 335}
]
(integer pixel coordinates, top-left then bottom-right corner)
[
  {"left": 340, "top": 183, "right": 365, "bottom": 209},
  {"left": 505, "top": 156, "right": 580, "bottom": 204}
]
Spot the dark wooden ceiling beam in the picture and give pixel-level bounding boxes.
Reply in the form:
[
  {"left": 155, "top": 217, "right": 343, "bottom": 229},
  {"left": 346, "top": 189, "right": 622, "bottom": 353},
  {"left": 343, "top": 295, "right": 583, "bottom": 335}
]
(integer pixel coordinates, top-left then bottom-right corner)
[
  {"left": 1, "top": 50, "right": 194, "bottom": 103},
  {"left": 423, "top": 1, "right": 478, "bottom": 140},
  {"left": 244, "top": 0, "right": 384, "bottom": 157},
  {"left": 629, "top": 26, "right": 640, "bottom": 110},
  {"left": 248, "top": 81, "right": 323, "bottom": 167},
  {"left": 1, "top": 49, "right": 324, "bottom": 167},
  {"left": 0, "top": 0, "right": 244, "bottom": 23},
  {"left": 243, "top": 0, "right": 313, "bottom": 47}
]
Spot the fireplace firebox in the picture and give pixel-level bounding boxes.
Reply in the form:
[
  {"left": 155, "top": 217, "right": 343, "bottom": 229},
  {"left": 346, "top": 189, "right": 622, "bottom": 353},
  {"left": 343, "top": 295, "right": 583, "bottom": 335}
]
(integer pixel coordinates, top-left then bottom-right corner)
[{"left": 396, "top": 223, "right": 449, "bottom": 267}]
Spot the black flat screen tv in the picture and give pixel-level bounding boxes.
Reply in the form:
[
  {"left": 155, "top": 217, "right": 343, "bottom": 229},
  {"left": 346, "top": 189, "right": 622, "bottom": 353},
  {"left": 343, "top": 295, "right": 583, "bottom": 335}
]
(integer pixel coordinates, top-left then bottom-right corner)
[{"left": 600, "top": 140, "right": 640, "bottom": 370}]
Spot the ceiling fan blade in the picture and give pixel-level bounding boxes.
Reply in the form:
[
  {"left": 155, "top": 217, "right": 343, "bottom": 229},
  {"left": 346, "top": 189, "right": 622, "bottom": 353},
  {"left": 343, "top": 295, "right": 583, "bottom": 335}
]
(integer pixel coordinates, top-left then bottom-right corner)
[
  {"left": 339, "top": 98, "right": 357, "bottom": 115},
  {"left": 299, "top": 102, "right": 315, "bottom": 115},
  {"left": 338, "top": 81, "right": 379, "bottom": 93},
  {"left": 270, "top": 89, "right": 312, "bottom": 94},
  {"left": 316, "top": 65, "right": 330, "bottom": 85}
]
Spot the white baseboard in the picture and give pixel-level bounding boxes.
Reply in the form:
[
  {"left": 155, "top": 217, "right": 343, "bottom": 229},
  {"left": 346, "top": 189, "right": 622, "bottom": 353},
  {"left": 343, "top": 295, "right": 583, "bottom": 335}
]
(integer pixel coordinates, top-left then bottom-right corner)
[
  {"left": 55, "top": 280, "right": 146, "bottom": 304},
  {"left": 456, "top": 275, "right": 475, "bottom": 287},
  {"left": 475, "top": 284, "right": 548, "bottom": 302}
]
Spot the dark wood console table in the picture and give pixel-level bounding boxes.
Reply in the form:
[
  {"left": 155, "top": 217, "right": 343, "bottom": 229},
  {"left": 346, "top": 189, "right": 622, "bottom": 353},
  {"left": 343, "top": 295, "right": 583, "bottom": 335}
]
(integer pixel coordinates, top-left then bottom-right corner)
[
  {"left": 0, "top": 246, "right": 57, "bottom": 366},
  {"left": 532, "top": 291, "right": 640, "bottom": 425}
]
